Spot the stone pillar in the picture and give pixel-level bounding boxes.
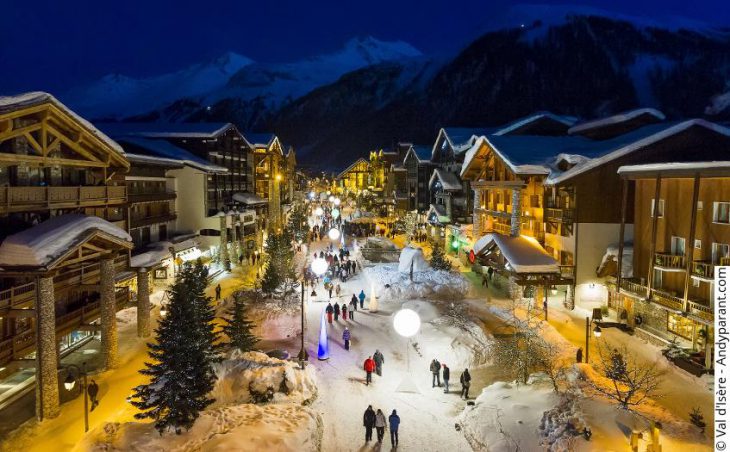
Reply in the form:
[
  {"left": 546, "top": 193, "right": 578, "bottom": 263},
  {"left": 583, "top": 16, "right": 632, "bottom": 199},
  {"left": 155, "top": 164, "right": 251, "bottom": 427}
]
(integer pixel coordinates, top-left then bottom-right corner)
[
  {"left": 565, "top": 284, "right": 575, "bottom": 310},
  {"left": 137, "top": 270, "right": 151, "bottom": 338},
  {"left": 473, "top": 189, "right": 482, "bottom": 235},
  {"left": 510, "top": 188, "right": 521, "bottom": 237},
  {"left": 219, "top": 215, "right": 231, "bottom": 271},
  {"left": 508, "top": 276, "right": 523, "bottom": 301},
  {"left": 100, "top": 258, "right": 118, "bottom": 369},
  {"left": 35, "top": 275, "right": 60, "bottom": 419},
  {"left": 230, "top": 223, "right": 239, "bottom": 265}
]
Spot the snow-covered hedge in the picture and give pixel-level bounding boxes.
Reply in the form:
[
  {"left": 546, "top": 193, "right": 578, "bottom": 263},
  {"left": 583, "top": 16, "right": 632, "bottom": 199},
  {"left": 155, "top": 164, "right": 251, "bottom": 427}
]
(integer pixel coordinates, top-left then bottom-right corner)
[{"left": 364, "top": 263, "right": 470, "bottom": 300}]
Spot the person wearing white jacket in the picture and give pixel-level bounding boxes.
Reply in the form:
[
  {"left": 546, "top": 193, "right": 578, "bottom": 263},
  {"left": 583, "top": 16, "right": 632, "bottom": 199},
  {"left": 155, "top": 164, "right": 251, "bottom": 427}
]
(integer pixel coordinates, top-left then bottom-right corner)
[{"left": 374, "top": 409, "right": 387, "bottom": 443}]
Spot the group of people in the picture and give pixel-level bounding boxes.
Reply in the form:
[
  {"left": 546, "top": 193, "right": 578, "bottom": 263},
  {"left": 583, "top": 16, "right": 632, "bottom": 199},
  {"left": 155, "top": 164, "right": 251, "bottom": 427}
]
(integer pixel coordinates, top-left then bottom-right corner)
[
  {"left": 430, "top": 358, "right": 471, "bottom": 399},
  {"left": 362, "top": 349, "right": 385, "bottom": 384},
  {"left": 363, "top": 405, "right": 400, "bottom": 447}
]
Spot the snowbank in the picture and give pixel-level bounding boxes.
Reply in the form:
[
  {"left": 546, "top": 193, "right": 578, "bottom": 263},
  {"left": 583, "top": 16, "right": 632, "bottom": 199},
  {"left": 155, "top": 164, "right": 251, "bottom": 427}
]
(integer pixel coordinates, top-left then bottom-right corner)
[
  {"left": 397, "top": 246, "right": 429, "bottom": 273},
  {"left": 211, "top": 351, "right": 317, "bottom": 407},
  {"left": 79, "top": 403, "right": 321, "bottom": 452},
  {"left": 364, "top": 263, "right": 470, "bottom": 300}
]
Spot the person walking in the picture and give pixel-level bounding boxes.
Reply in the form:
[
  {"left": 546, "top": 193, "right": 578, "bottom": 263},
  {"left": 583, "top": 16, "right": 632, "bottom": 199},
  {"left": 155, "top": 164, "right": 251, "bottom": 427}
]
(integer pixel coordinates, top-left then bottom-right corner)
[
  {"left": 335, "top": 283, "right": 342, "bottom": 298},
  {"left": 326, "top": 303, "right": 334, "bottom": 324},
  {"left": 363, "top": 405, "right": 376, "bottom": 442},
  {"left": 373, "top": 349, "right": 384, "bottom": 376},
  {"left": 375, "top": 409, "right": 387, "bottom": 443},
  {"left": 343, "top": 327, "right": 351, "bottom": 350},
  {"left": 576, "top": 347, "right": 583, "bottom": 363},
  {"left": 215, "top": 284, "right": 222, "bottom": 301},
  {"left": 238, "top": 254, "right": 244, "bottom": 266},
  {"left": 358, "top": 290, "right": 366, "bottom": 309},
  {"left": 364, "top": 356, "right": 375, "bottom": 386},
  {"left": 388, "top": 409, "right": 400, "bottom": 448},
  {"left": 460, "top": 368, "right": 472, "bottom": 399},
  {"left": 87, "top": 379, "right": 100, "bottom": 410},
  {"left": 350, "top": 294, "right": 358, "bottom": 311},
  {"left": 430, "top": 359, "right": 442, "bottom": 387},
  {"left": 334, "top": 302, "right": 340, "bottom": 321},
  {"left": 328, "top": 284, "right": 333, "bottom": 299},
  {"left": 342, "top": 303, "right": 348, "bottom": 320},
  {"left": 442, "top": 364, "right": 450, "bottom": 393}
]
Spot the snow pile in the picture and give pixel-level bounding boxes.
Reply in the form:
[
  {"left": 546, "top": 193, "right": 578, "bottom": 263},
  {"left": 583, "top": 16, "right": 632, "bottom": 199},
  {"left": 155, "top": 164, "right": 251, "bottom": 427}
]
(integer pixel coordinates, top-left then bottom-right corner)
[
  {"left": 210, "top": 351, "right": 317, "bottom": 407},
  {"left": 79, "top": 403, "right": 321, "bottom": 452},
  {"left": 397, "top": 246, "right": 429, "bottom": 273},
  {"left": 364, "top": 263, "right": 470, "bottom": 300},
  {"left": 539, "top": 395, "right": 588, "bottom": 450},
  {"left": 458, "top": 380, "right": 559, "bottom": 451},
  {"left": 597, "top": 243, "right": 633, "bottom": 278}
]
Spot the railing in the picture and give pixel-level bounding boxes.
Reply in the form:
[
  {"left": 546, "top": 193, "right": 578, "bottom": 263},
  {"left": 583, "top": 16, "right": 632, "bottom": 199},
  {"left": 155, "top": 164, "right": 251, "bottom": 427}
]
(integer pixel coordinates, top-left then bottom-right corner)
[
  {"left": 650, "top": 289, "right": 684, "bottom": 311},
  {"left": 620, "top": 278, "right": 648, "bottom": 297},
  {"left": 130, "top": 212, "right": 177, "bottom": 228},
  {"left": 0, "top": 185, "right": 126, "bottom": 212},
  {"left": 654, "top": 252, "right": 685, "bottom": 269},
  {"left": 559, "top": 265, "right": 575, "bottom": 279},
  {"left": 490, "top": 222, "right": 511, "bottom": 236},
  {"left": 688, "top": 299, "right": 713, "bottom": 323},
  {"left": 544, "top": 207, "right": 574, "bottom": 223},
  {"left": 128, "top": 190, "right": 176, "bottom": 202},
  {"left": 692, "top": 261, "right": 714, "bottom": 279},
  {"left": 721, "top": 257, "right": 730, "bottom": 266}
]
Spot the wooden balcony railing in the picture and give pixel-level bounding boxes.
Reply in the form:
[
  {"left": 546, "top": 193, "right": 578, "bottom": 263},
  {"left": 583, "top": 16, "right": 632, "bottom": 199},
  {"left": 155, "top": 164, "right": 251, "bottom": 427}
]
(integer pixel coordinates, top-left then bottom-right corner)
[
  {"left": 654, "top": 253, "right": 685, "bottom": 269},
  {"left": 650, "top": 289, "right": 684, "bottom": 311},
  {"left": 619, "top": 278, "right": 648, "bottom": 297},
  {"left": 559, "top": 265, "right": 575, "bottom": 279},
  {"left": 544, "top": 207, "right": 574, "bottom": 223},
  {"left": 721, "top": 257, "right": 730, "bottom": 266},
  {"left": 692, "top": 261, "right": 714, "bottom": 279},
  {"left": 0, "top": 185, "right": 126, "bottom": 212},
  {"left": 490, "top": 222, "right": 511, "bottom": 236},
  {"left": 129, "top": 212, "right": 177, "bottom": 229},
  {"left": 128, "top": 190, "right": 176, "bottom": 202},
  {"left": 688, "top": 299, "right": 713, "bottom": 323}
]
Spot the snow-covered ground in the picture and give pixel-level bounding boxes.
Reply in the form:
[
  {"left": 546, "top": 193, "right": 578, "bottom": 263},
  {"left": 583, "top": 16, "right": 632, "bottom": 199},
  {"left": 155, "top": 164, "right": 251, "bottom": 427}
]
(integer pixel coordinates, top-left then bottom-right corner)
[{"left": 363, "top": 263, "right": 471, "bottom": 301}]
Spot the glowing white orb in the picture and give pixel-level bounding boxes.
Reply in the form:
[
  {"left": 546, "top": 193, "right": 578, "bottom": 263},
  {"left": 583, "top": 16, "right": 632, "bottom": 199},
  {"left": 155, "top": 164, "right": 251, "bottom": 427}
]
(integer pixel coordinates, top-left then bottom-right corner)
[
  {"left": 328, "top": 228, "right": 341, "bottom": 241},
  {"left": 328, "top": 195, "right": 335, "bottom": 203},
  {"left": 332, "top": 208, "right": 340, "bottom": 219},
  {"left": 314, "top": 207, "right": 324, "bottom": 216},
  {"left": 311, "top": 257, "right": 328, "bottom": 276},
  {"left": 393, "top": 309, "right": 421, "bottom": 338},
  {"left": 334, "top": 198, "right": 341, "bottom": 206},
  {"left": 309, "top": 191, "right": 316, "bottom": 199}
]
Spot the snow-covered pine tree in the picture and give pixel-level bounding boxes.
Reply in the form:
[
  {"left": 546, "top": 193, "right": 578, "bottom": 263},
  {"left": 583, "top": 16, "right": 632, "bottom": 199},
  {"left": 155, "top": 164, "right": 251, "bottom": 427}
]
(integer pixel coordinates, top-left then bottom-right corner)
[
  {"left": 430, "top": 245, "right": 452, "bottom": 271},
  {"left": 222, "top": 292, "right": 259, "bottom": 352},
  {"left": 131, "top": 263, "right": 216, "bottom": 434},
  {"left": 287, "top": 205, "right": 310, "bottom": 244},
  {"left": 261, "top": 228, "right": 297, "bottom": 296},
  {"left": 191, "top": 259, "right": 221, "bottom": 363}
]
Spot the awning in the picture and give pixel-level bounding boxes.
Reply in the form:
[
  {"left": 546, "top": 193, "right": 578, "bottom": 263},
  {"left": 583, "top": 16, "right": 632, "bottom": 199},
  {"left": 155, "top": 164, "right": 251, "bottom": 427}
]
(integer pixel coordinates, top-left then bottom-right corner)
[{"left": 233, "top": 192, "right": 267, "bottom": 206}]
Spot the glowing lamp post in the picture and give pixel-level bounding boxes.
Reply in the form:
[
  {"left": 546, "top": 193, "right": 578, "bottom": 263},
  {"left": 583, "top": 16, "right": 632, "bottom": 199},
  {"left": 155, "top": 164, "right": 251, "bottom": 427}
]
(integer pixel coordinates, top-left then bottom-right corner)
[
  {"left": 393, "top": 308, "right": 421, "bottom": 392},
  {"left": 317, "top": 308, "right": 330, "bottom": 360},
  {"left": 328, "top": 227, "right": 341, "bottom": 241},
  {"left": 314, "top": 207, "right": 324, "bottom": 216},
  {"left": 328, "top": 195, "right": 335, "bottom": 203},
  {"left": 311, "top": 257, "right": 328, "bottom": 277},
  {"left": 368, "top": 283, "right": 378, "bottom": 312},
  {"left": 334, "top": 198, "right": 341, "bottom": 206},
  {"left": 300, "top": 257, "right": 329, "bottom": 364}
]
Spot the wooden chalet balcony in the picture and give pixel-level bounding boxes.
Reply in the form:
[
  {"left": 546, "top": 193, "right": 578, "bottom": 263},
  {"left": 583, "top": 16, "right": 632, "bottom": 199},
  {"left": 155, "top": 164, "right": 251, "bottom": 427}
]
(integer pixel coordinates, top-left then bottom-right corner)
[
  {"left": 619, "top": 278, "right": 648, "bottom": 297},
  {"left": 0, "top": 288, "right": 130, "bottom": 366},
  {"left": 544, "top": 207, "right": 574, "bottom": 223},
  {"left": 692, "top": 261, "right": 714, "bottom": 279},
  {"left": 650, "top": 289, "right": 684, "bottom": 311},
  {"left": 721, "top": 257, "right": 730, "bottom": 266},
  {"left": 654, "top": 253, "right": 685, "bottom": 269},
  {"left": 688, "top": 298, "right": 713, "bottom": 323},
  {"left": 0, "top": 185, "right": 126, "bottom": 213},
  {"left": 559, "top": 265, "right": 575, "bottom": 279},
  {"left": 129, "top": 212, "right": 177, "bottom": 229},
  {"left": 490, "top": 222, "right": 511, "bottom": 236},
  {"left": 127, "top": 189, "right": 176, "bottom": 203}
]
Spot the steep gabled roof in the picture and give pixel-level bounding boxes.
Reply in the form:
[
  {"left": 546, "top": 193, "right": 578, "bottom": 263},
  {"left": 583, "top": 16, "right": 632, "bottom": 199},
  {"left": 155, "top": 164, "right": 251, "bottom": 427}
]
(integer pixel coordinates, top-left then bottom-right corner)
[
  {"left": 404, "top": 144, "right": 432, "bottom": 164},
  {"left": 429, "top": 168, "right": 463, "bottom": 191},
  {"left": 493, "top": 112, "right": 577, "bottom": 136},
  {"left": 116, "top": 136, "right": 228, "bottom": 173},
  {"left": 96, "top": 121, "right": 237, "bottom": 139},
  {"left": 568, "top": 108, "right": 665, "bottom": 139},
  {"left": 336, "top": 158, "right": 369, "bottom": 179},
  {"left": 474, "top": 233, "right": 559, "bottom": 274}
]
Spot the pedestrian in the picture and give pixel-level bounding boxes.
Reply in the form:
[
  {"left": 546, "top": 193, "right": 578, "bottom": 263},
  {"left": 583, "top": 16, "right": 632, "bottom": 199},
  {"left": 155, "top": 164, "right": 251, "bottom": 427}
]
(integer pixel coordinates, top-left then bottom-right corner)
[
  {"left": 363, "top": 405, "right": 376, "bottom": 442},
  {"left": 373, "top": 349, "right": 384, "bottom": 376},
  {"left": 430, "top": 358, "right": 441, "bottom": 387},
  {"left": 238, "top": 254, "right": 244, "bottom": 266},
  {"left": 343, "top": 327, "right": 351, "bottom": 350},
  {"left": 482, "top": 273, "right": 489, "bottom": 287},
  {"left": 359, "top": 290, "right": 366, "bottom": 309},
  {"left": 326, "top": 303, "right": 334, "bottom": 324},
  {"left": 388, "top": 409, "right": 400, "bottom": 448},
  {"left": 487, "top": 266, "right": 494, "bottom": 280},
  {"left": 328, "top": 284, "right": 333, "bottom": 299},
  {"left": 375, "top": 409, "right": 387, "bottom": 443},
  {"left": 460, "top": 368, "right": 471, "bottom": 399},
  {"left": 442, "top": 364, "right": 450, "bottom": 393},
  {"left": 364, "top": 356, "right": 375, "bottom": 385},
  {"left": 250, "top": 253, "right": 255, "bottom": 265},
  {"left": 87, "top": 379, "right": 99, "bottom": 410},
  {"left": 350, "top": 294, "right": 358, "bottom": 311},
  {"left": 576, "top": 347, "right": 583, "bottom": 363},
  {"left": 215, "top": 284, "right": 222, "bottom": 301},
  {"left": 334, "top": 302, "right": 340, "bottom": 321},
  {"left": 335, "top": 283, "right": 342, "bottom": 298},
  {"left": 342, "top": 303, "right": 348, "bottom": 320}
]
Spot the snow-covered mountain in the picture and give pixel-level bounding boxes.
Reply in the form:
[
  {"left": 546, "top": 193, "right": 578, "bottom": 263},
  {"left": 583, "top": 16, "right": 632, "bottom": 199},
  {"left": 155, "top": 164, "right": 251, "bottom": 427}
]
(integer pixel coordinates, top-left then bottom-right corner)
[{"left": 63, "top": 36, "right": 421, "bottom": 122}]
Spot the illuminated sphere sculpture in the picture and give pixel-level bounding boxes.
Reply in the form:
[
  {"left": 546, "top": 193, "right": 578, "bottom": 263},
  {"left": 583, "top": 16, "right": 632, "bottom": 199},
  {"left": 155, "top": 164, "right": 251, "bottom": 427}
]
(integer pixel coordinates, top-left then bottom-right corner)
[
  {"left": 334, "top": 198, "right": 341, "bottom": 206},
  {"left": 393, "top": 309, "right": 421, "bottom": 338},
  {"left": 311, "top": 257, "right": 328, "bottom": 276},
  {"left": 332, "top": 208, "right": 340, "bottom": 219},
  {"left": 314, "top": 207, "right": 324, "bottom": 216},
  {"left": 328, "top": 228, "right": 341, "bottom": 241},
  {"left": 328, "top": 195, "right": 335, "bottom": 203},
  {"left": 309, "top": 191, "right": 316, "bottom": 199}
]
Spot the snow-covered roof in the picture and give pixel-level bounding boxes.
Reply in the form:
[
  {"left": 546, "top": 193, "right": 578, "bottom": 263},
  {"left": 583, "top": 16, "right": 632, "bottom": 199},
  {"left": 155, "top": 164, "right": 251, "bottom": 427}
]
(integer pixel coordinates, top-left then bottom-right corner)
[
  {"left": 410, "top": 145, "right": 432, "bottom": 162},
  {"left": 233, "top": 192, "right": 268, "bottom": 205},
  {"left": 0, "top": 91, "right": 127, "bottom": 158},
  {"left": 429, "top": 168, "right": 462, "bottom": 191},
  {"left": 125, "top": 153, "right": 185, "bottom": 168},
  {"left": 336, "top": 158, "right": 369, "bottom": 179},
  {"left": 96, "top": 122, "right": 236, "bottom": 139},
  {"left": 438, "top": 127, "right": 495, "bottom": 157},
  {"left": 0, "top": 214, "right": 132, "bottom": 269},
  {"left": 617, "top": 161, "right": 730, "bottom": 178},
  {"left": 568, "top": 108, "right": 666, "bottom": 135},
  {"left": 116, "top": 137, "right": 228, "bottom": 173},
  {"left": 245, "top": 132, "right": 278, "bottom": 148},
  {"left": 130, "top": 238, "right": 199, "bottom": 269},
  {"left": 427, "top": 204, "right": 450, "bottom": 224},
  {"left": 493, "top": 112, "right": 577, "bottom": 136},
  {"left": 474, "top": 233, "right": 559, "bottom": 274}
]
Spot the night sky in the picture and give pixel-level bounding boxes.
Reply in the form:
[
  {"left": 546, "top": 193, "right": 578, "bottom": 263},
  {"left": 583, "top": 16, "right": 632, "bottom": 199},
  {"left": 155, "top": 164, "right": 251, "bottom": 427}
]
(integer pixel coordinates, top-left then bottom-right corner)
[{"left": 1, "top": 0, "right": 729, "bottom": 94}]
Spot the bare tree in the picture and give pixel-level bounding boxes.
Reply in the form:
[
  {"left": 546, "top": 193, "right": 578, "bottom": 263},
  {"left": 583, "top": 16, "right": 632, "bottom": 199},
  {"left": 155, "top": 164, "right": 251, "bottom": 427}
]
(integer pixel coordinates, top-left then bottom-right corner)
[{"left": 590, "top": 344, "right": 665, "bottom": 409}]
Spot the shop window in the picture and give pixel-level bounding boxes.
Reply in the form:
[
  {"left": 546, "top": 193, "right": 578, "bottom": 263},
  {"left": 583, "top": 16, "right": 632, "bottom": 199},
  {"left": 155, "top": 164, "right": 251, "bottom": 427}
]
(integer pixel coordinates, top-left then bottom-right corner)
[
  {"left": 713, "top": 202, "right": 730, "bottom": 224},
  {"left": 667, "top": 313, "right": 694, "bottom": 340}
]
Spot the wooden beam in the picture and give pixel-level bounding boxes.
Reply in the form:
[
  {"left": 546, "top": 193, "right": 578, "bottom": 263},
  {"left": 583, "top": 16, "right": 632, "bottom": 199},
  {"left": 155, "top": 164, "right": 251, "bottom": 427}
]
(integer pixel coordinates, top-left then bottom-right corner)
[
  {"left": 0, "top": 122, "right": 42, "bottom": 142},
  {"left": 0, "top": 104, "right": 49, "bottom": 121},
  {"left": 23, "top": 132, "right": 43, "bottom": 155},
  {"left": 646, "top": 175, "right": 662, "bottom": 297},
  {"left": 0, "top": 152, "right": 106, "bottom": 168},
  {"left": 0, "top": 119, "right": 11, "bottom": 134},
  {"left": 617, "top": 178, "right": 628, "bottom": 291},
  {"left": 46, "top": 124, "right": 102, "bottom": 163},
  {"left": 74, "top": 284, "right": 101, "bottom": 291},
  {"left": 1, "top": 308, "right": 36, "bottom": 318},
  {"left": 683, "top": 174, "right": 701, "bottom": 306}
]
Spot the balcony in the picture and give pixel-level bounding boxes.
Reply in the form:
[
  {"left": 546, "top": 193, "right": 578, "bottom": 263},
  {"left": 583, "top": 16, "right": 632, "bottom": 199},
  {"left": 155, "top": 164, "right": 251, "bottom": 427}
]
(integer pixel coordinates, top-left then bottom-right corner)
[
  {"left": 0, "top": 185, "right": 126, "bottom": 213},
  {"left": 654, "top": 253, "right": 685, "bottom": 270},
  {"left": 128, "top": 189, "right": 176, "bottom": 203},
  {"left": 650, "top": 289, "right": 684, "bottom": 311},
  {"left": 619, "top": 278, "right": 648, "bottom": 298},
  {"left": 692, "top": 261, "right": 714, "bottom": 280},
  {"left": 544, "top": 207, "right": 574, "bottom": 223},
  {"left": 688, "top": 299, "right": 713, "bottom": 323},
  {"left": 559, "top": 265, "right": 575, "bottom": 279},
  {"left": 129, "top": 212, "right": 177, "bottom": 229},
  {"left": 490, "top": 222, "right": 511, "bottom": 236}
]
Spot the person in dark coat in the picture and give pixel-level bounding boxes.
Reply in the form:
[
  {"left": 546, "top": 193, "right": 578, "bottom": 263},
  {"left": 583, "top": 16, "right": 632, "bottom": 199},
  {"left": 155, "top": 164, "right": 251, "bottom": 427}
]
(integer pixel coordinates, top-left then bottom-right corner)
[
  {"left": 215, "top": 284, "right": 222, "bottom": 301},
  {"left": 430, "top": 359, "right": 441, "bottom": 387},
  {"left": 326, "top": 303, "right": 334, "bottom": 324},
  {"left": 576, "top": 347, "right": 583, "bottom": 363},
  {"left": 87, "top": 379, "right": 100, "bottom": 410},
  {"left": 334, "top": 302, "right": 340, "bottom": 321},
  {"left": 350, "top": 294, "right": 358, "bottom": 311},
  {"left": 364, "top": 356, "right": 375, "bottom": 385},
  {"left": 388, "top": 409, "right": 400, "bottom": 447},
  {"left": 442, "top": 364, "right": 451, "bottom": 393},
  {"left": 460, "top": 368, "right": 472, "bottom": 399},
  {"left": 342, "top": 303, "right": 348, "bottom": 320},
  {"left": 373, "top": 349, "right": 384, "bottom": 376},
  {"left": 358, "top": 290, "right": 366, "bottom": 309},
  {"left": 363, "top": 405, "right": 376, "bottom": 441},
  {"left": 342, "top": 327, "right": 351, "bottom": 350}
]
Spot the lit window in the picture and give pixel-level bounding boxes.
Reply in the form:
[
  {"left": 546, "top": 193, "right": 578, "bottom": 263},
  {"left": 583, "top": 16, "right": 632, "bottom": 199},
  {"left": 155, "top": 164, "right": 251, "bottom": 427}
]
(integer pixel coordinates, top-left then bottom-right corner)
[
  {"left": 650, "top": 198, "right": 664, "bottom": 218},
  {"left": 695, "top": 239, "right": 702, "bottom": 249},
  {"left": 713, "top": 202, "right": 730, "bottom": 224}
]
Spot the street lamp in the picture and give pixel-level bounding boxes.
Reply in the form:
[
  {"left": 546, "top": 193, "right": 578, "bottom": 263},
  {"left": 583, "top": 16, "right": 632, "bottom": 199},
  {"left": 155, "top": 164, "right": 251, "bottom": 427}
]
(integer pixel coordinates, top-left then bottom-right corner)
[
  {"left": 334, "top": 198, "right": 341, "bottom": 206},
  {"left": 584, "top": 317, "right": 602, "bottom": 363},
  {"left": 300, "top": 258, "right": 328, "bottom": 364},
  {"left": 328, "top": 228, "right": 341, "bottom": 241},
  {"left": 314, "top": 207, "right": 324, "bottom": 216},
  {"left": 328, "top": 195, "right": 335, "bottom": 203},
  {"left": 63, "top": 362, "right": 96, "bottom": 432}
]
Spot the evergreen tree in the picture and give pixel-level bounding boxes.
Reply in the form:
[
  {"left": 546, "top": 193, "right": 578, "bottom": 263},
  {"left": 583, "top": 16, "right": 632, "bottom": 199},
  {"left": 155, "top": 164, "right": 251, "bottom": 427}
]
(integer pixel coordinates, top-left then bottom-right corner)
[
  {"left": 191, "top": 259, "right": 221, "bottom": 364},
  {"left": 222, "top": 293, "right": 259, "bottom": 352},
  {"left": 261, "top": 228, "right": 297, "bottom": 296},
  {"left": 130, "top": 263, "right": 217, "bottom": 434},
  {"left": 430, "top": 246, "right": 452, "bottom": 271},
  {"left": 287, "top": 205, "right": 310, "bottom": 243}
]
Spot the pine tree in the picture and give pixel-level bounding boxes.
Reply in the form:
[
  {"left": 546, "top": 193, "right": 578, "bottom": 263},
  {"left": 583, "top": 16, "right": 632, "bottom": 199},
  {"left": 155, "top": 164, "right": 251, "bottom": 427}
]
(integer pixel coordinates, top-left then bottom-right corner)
[
  {"left": 130, "top": 263, "right": 217, "bottom": 434},
  {"left": 287, "top": 205, "right": 310, "bottom": 243},
  {"left": 223, "top": 293, "right": 259, "bottom": 352},
  {"left": 191, "top": 259, "right": 221, "bottom": 364},
  {"left": 261, "top": 229, "right": 297, "bottom": 296},
  {"left": 430, "top": 246, "right": 452, "bottom": 271}
]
